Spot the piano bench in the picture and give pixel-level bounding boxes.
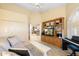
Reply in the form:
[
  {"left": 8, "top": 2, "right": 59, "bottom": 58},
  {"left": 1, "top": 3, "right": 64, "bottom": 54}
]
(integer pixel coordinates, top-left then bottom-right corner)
[{"left": 68, "top": 44, "right": 79, "bottom": 56}]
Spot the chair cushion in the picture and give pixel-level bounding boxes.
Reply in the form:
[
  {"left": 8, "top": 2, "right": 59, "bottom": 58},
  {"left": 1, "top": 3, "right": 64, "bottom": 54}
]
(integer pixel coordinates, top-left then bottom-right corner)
[{"left": 68, "top": 44, "right": 79, "bottom": 51}]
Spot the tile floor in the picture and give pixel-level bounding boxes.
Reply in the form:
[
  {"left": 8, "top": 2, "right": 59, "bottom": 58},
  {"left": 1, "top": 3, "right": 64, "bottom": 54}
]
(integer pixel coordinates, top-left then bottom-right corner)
[{"left": 36, "top": 40, "right": 79, "bottom": 56}]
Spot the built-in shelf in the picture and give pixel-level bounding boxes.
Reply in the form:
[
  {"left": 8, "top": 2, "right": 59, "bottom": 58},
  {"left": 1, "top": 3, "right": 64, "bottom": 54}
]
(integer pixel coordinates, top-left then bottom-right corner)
[{"left": 41, "top": 17, "right": 64, "bottom": 48}]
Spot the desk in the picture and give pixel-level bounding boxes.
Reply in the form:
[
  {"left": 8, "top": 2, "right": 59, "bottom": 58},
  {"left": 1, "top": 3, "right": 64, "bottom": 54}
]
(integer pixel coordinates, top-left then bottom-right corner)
[{"left": 62, "top": 39, "right": 79, "bottom": 50}]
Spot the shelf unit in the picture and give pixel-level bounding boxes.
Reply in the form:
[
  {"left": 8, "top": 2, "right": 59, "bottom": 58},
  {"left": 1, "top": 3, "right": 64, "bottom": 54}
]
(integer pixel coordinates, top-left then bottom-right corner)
[{"left": 41, "top": 17, "right": 64, "bottom": 48}]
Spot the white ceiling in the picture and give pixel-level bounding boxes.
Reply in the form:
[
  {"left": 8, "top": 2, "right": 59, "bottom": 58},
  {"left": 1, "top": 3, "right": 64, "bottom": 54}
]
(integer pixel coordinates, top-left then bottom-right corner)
[{"left": 16, "top": 3, "right": 66, "bottom": 12}]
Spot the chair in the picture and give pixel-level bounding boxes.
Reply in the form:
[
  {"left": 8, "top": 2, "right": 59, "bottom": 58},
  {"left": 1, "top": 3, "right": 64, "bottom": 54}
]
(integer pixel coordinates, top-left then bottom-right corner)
[{"left": 68, "top": 44, "right": 79, "bottom": 56}]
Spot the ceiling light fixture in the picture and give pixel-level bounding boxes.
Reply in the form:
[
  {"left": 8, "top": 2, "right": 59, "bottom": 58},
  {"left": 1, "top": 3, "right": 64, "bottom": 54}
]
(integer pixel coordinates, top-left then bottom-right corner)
[{"left": 34, "top": 3, "right": 40, "bottom": 8}]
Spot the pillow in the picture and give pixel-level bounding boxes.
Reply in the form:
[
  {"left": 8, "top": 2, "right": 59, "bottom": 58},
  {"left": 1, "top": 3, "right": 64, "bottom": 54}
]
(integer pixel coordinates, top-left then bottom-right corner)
[{"left": 7, "top": 36, "right": 21, "bottom": 47}]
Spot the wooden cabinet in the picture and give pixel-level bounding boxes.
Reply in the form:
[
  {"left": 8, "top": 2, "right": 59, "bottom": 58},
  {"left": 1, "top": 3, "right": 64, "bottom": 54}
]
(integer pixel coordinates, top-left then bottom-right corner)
[
  {"left": 41, "top": 17, "right": 64, "bottom": 48},
  {"left": 41, "top": 36, "right": 46, "bottom": 42},
  {"left": 54, "top": 37, "right": 62, "bottom": 48},
  {"left": 41, "top": 35, "right": 62, "bottom": 48},
  {"left": 49, "top": 37, "right": 55, "bottom": 45}
]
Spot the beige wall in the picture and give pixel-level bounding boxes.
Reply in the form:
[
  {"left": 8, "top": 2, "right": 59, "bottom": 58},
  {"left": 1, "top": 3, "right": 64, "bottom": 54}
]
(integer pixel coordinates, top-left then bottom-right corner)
[
  {"left": 29, "top": 12, "right": 42, "bottom": 41},
  {"left": 40, "top": 4, "right": 79, "bottom": 38},
  {"left": 41, "top": 6, "right": 66, "bottom": 22},
  {"left": 0, "top": 3, "right": 79, "bottom": 41},
  {"left": 40, "top": 6, "right": 67, "bottom": 37},
  {"left": 29, "top": 4, "right": 79, "bottom": 39},
  {"left": 0, "top": 4, "right": 31, "bottom": 41},
  {"left": 0, "top": 3, "right": 31, "bottom": 15},
  {"left": 30, "top": 12, "right": 41, "bottom": 26},
  {"left": 0, "top": 4, "right": 42, "bottom": 42},
  {"left": 66, "top": 3, "right": 79, "bottom": 18},
  {"left": 66, "top": 3, "right": 79, "bottom": 38}
]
